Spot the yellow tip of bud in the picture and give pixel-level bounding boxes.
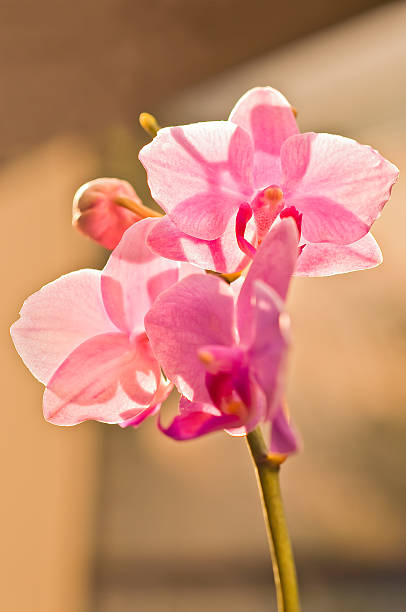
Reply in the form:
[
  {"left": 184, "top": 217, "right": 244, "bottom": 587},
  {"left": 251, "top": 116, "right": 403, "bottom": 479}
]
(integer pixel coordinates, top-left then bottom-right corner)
[
  {"left": 139, "top": 112, "right": 161, "bottom": 138},
  {"left": 198, "top": 349, "right": 214, "bottom": 365},
  {"left": 291, "top": 106, "right": 298, "bottom": 118}
]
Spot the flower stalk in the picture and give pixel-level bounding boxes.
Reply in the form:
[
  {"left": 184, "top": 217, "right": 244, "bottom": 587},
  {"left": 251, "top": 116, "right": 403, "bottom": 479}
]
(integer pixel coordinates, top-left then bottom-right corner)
[{"left": 246, "top": 427, "right": 300, "bottom": 612}]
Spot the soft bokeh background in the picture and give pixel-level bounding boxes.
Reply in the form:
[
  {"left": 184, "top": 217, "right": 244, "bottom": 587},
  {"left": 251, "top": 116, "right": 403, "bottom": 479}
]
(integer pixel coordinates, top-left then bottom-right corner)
[{"left": 2, "top": 1, "right": 405, "bottom": 610}]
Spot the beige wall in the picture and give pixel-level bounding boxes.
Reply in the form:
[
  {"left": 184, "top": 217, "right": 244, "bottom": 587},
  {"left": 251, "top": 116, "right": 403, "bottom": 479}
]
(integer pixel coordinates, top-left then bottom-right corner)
[{"left": 1, "top": 139, "right": 103, "bottom": 612}]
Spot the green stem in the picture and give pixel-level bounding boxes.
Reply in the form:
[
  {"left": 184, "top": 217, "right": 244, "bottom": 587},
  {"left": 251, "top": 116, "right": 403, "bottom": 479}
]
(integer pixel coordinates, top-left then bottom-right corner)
[{"left": 246, "top": 427, "right": 300, "bottom": 612}]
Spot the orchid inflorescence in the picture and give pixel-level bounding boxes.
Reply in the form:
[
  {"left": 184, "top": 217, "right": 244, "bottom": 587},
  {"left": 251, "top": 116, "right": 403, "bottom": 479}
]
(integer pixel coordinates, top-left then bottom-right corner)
[
  {"left": 11, "top": 86, "right": 398, "bottom": 449},
  {"left": 10, "top": 86, "right": 398, "bottom": 611}
]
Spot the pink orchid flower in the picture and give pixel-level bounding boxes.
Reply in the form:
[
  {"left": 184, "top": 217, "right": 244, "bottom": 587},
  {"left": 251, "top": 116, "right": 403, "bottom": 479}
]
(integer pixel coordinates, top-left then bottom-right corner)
[
  {"left": 10, "top": 218, "right": 180, "bottom": 426},
  {"left": 145, "top": 217, "right": 300, "bottom": 454},
  {"left": 139, "top": 87, "right": 398, "bottom": 276},
  {"left": 73, "top": 178, "right": 142, "bottom": 250}
]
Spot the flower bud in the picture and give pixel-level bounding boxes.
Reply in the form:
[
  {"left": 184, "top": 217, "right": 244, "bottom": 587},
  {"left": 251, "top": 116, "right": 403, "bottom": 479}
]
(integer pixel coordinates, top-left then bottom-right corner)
[
  {"left": 139, "top": 112, "right": 161, "bottom": 138},
  {"left": 72, "top": 178, "right": 142, "bottom": 249}
]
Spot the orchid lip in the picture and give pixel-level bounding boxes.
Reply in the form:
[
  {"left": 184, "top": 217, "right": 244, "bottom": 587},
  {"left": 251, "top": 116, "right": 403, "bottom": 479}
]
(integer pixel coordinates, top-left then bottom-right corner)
[
  {"left": 236, "top": 203, "right": 256, "bottom": 258},
  {"left": 280, "top": 205, "right": 303, "bottom": 235},
  {"left": 222, "top": 398, "right": 248, "bottom": 420},
  {"left": 235, "top": 185, "right": 286, "bottom": 257}
]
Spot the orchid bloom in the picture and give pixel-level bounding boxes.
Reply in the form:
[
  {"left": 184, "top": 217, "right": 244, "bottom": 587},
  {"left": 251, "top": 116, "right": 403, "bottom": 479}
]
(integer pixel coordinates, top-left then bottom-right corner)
[
  {"left": 145, "top": 217, "right": 300, "bottom": 454},
  {"left": 139, "top": 87, "right": 398, "bottom": 276},
  {"left": 10, "top": 218, "right": 180, "bottom": 426},
  {"left": 72, "top": 178, "right": 143, "bottom": 250}
]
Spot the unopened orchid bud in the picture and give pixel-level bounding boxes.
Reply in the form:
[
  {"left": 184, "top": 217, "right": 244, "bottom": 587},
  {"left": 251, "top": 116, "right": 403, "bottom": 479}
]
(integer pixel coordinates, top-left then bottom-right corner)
[
  {"left": 72, "top": 178, "right": 142, "bottom": 250},
  {"left": 139, "top": 112, "right": 161, "bottom": 138}
]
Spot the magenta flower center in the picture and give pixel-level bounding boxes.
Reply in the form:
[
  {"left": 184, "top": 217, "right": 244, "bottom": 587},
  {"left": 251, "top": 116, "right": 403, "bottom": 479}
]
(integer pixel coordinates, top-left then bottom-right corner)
[{"left": 236, "top": 185, "right": 285, "bottom": 257}]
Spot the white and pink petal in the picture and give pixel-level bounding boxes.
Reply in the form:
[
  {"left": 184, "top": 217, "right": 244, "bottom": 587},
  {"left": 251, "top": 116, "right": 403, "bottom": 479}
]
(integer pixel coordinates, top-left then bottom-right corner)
[
  {"left": 11, "top": 269, "right": 116, "bottom": 385},
  {"left": 139, "top": 121, "right": 254, "bottom": 240},
  {"left": 146, "top": 214, "right": 252, "bottom": 274},
  {"left": 247, "top": 282, "right": 291, "bottom": 418},
  {"left": 237, "top": 217, "right": 299, "bottom": 344},
  {"left": 229, "top": 87, "right": 299, "bottom": 189},
  {"left": 296, "top": 232, "right": 382, "bottom": 276},
  {"left": 145, "top": 274, "right": 236, "bottom": 403},
  {"left": 281, "top": 132, "right": 399, "bottom": 244},
  {"left": 101, "top": 218, "right": 179, "bottom": 334},
  {"left": 43, "top": 332, "right": 162, "bottom": 425}
]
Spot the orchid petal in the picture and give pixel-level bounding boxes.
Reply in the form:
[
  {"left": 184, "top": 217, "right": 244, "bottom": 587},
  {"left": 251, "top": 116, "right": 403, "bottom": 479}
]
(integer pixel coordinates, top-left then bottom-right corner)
[
  {"left": 145, "top": 274, "right": 236, "bottom": 402},
  {"left": 248, "top": 282, "right": 290, "bottom": 418},
  {"left": 146, "top": 213, "right": 251, "bottom": 274},
  {"left": 10, "top": 269, "right": 116, "bottom": 385},
  {"left": 119, "top": 403, "right": 161, "bottom": 428},
  {"left": 101, "top": 218, "right": 179, "bottom": 334},
  {"left": 43, "top": 332, "right": 136, "bottom": 424},
  {"left": 44, "top": 384, "right": 138, "bottom": 426},
  {"left": 229, "top": 87, "right": 298, "bottom": 189},
  {"left": 139, "top": 122, "right": 254, "bottom": 240},
  {"left": 159, "top": 398, "right": 240, "bottom": 440},
  {"left": 119, "top": 333, "right": 163, "bottom": 406},
  {"left": 119, "top": 369, "right": 173, "bottom": 428},
  {"left": 270, "top": 407, "right": 300, "bottom": 455},
  {"left": 296, "top": 232, "right": 382, "bottom": 276},
  {"left": 281, "top": 132, "right": 399, "bottom": 244},
  {"left": 237, "top": 217, "right": 298, "bottom": 344},
  {"left": 44, "top": 331, "right": 163, "bottom": 425}
]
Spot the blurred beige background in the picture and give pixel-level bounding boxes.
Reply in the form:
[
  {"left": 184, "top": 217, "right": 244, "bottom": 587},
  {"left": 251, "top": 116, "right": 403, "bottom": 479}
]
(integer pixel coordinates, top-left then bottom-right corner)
[{"left": 2, "top": 1, "right": 405, "bottom": 611}]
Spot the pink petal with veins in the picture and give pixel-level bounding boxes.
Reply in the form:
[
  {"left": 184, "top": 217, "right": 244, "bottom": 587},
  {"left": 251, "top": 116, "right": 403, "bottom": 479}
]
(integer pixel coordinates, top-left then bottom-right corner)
[
  {"left": 44, "top": 332, "right": 163, "bottom": 425},
  {"left": 296, "top": 232, "right": 382, "bottom": 276},
  {"left": 145, "top": 274, "right": 236, "bottom": 403},
  {"left": 120, "top": 333, "right": 163, "bottom": 405},
  {"left": 101, "top": 218, "right": 179, "bottom": 334},
  {"left": 229, "top": 86, "right": 298, "bottom": 189},
  {"left": 119, "top": 403, "right": 161, "bottom": 428},
  {"left": 237, "top": 217, "right": 299, "bottom": 344},
  {"left": 11, "top": 218, "right": 177, "bottom": 428},
  {"left": 10, "top": 269, "right": 117, "bottom": 385},
  {"left": 281, "top": 132, "right": 399, "bottom": 244},
  {"left": 43, "top": 383, "right": 137, "bottom": 426},
  {"left": 44, "top": 333, "right": 131, "bottom": 424},
  {"left": 248, "top": 282, "right": 290, "bottom": 419},
  {"left": 139, "top": 121, "right": 254, "bottom": 240},
  {"left": 146, "top": 213, "right": 251, "bottom": 274}
]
